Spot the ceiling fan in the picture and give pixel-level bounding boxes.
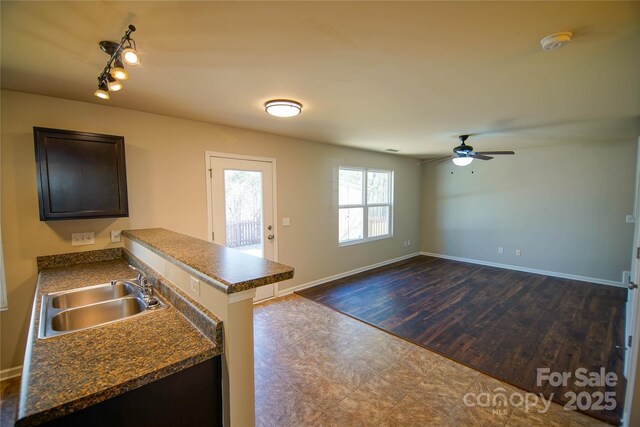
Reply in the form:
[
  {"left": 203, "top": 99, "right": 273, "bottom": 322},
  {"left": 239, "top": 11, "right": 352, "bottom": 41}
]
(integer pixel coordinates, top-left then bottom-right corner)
[{"left": 418, "top": 135, "right": 515, "bottom": 166}]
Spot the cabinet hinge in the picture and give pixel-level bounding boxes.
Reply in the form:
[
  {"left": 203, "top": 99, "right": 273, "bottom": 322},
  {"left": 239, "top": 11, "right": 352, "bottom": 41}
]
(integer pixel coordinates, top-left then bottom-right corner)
[
  {"left": 212, "top": 231, "right": 214, "bottom": 241},
  {"left": 209, "top": 168, "right": 212, "bottom": 178},
  {"left": 629, "top": 336, "right": 633, "bottom": 348},
  {"left": 637, "top": 247, "right": 640, "bottom": 260}
]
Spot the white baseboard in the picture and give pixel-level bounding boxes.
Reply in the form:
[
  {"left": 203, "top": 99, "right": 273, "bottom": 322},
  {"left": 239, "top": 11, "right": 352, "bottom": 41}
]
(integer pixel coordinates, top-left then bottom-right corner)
[
  {"left": 0, "top": 365, "right": 22, "bottom": 381},
  {"left": 277, "top": 252, "right": 421, "bottom": 296},
  {"left": 420, "top": 252, "right": 625, "bottom": 288}
]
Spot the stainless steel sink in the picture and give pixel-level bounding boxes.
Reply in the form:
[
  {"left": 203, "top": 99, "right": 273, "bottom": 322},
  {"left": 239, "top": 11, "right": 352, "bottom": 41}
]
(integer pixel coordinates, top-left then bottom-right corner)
[
  {"left": 51, "top": 297, "right": 146, "bottom": 332},
  {"left": 39, "top": 283, "right": 166, "bottom": 338},
  {"left": 51, "top": 282, "right": 135, "bottom": 309}
]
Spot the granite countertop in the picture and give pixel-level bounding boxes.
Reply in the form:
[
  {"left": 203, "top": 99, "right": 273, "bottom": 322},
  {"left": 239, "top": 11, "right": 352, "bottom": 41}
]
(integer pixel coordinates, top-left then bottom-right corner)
[
  {"left": 123, "top": 228, "right": 295, "bottom": 294},
  {"left": 17, "top": 256, "right": 223, "bottom": 426}
]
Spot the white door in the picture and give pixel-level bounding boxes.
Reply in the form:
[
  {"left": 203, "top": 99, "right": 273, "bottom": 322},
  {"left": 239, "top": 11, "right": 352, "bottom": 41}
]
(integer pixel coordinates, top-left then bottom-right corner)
[
  {"left": 626, "top": 246, "right": 639, "bottom": 375},
  {"left": 625, "top": 142, "right": 640, "bottom": 376},
  {"left": 208, "top": 155, "right": 276, "bottom": 301}
]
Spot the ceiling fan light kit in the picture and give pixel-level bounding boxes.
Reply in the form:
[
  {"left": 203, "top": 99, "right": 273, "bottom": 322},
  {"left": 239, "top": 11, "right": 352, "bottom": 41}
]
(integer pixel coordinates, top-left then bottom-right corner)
[
  {"left": 540, "top": 31, "right": 573, "bottom": 51},
  {"left": 452, "top": 157, "right": 473, "bottom": 167}
]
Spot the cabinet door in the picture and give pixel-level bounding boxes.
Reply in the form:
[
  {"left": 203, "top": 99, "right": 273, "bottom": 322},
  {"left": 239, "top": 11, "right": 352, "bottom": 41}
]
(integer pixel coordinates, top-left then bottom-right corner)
[{"left": 34, "top": 127, "right": 129, "bottom": 220}]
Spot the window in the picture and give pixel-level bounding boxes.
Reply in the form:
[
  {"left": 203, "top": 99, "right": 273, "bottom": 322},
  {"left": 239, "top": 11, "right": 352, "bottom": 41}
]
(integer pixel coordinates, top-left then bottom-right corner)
[{"left": 339, "top": 167, "right": 393, "bottom": 245}]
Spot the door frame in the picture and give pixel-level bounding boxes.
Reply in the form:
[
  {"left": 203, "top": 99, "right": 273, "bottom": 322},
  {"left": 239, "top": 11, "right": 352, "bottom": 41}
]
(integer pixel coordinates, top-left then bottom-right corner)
[
  {"left": 204, "top": 151, "right": 279, "bottom": 263},
  {"left": 624, "top": 137, "right": 640, "bottom": 426}
]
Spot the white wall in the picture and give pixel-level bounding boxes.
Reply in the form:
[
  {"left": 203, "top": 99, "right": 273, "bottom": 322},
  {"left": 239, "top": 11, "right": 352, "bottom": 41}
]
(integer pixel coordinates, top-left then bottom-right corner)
[
  {"left": 0, "top": 90, "right": 422, "bottom": 370},
  {"left": 420, "top": 140, "right": 636, "bottom": 282}
]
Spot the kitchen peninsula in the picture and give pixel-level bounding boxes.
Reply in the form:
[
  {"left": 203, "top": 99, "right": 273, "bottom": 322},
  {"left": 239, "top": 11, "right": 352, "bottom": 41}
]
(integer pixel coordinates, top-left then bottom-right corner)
[{"left": 17, "top": 228, "right": 294, "bottom": 427}]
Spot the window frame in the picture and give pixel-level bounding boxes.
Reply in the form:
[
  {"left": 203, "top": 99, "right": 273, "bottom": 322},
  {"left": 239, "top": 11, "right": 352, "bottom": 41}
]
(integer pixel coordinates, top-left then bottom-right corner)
[{"left": 338, "top": 167, "right": 394, "bottom": 246}]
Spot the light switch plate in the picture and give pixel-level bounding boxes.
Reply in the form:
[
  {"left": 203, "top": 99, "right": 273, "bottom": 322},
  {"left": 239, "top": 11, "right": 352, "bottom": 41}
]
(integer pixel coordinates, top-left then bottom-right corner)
[
  {"left": 71, "top": 232, "right": 95, "bottom": 246},
  {"left": 282, "top": 217, "right": 291, "bottom": 226}
]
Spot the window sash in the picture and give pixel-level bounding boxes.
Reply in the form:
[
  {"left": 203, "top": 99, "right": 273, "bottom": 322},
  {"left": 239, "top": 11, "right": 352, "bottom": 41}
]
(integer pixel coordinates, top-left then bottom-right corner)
[{"left": 338, "top": 168, "right": 393, "bottom": 245}]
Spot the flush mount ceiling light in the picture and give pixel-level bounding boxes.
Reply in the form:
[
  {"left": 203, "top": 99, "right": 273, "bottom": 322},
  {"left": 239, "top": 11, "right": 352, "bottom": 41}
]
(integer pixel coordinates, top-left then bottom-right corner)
[
  {"left": 94, "top": 24, "right": 141, "bottom": 100},
  {"left": 264, "top": 99, "right": 302, "bottom": 117},
  {"left": 540, "top": 32, "right": 573, "bottom": 51}
]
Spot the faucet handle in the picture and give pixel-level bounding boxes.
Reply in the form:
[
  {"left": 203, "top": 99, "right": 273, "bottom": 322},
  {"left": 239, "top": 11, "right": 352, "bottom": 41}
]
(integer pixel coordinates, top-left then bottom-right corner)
[{"left": 128, "top": 265, "right": 146, "bottom": 283}]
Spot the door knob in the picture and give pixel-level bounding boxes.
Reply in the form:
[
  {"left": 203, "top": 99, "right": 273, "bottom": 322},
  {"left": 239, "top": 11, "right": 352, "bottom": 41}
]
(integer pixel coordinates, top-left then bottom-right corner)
[
  {"left": 630, "top": 281, "right": 638, "bottom": 290},
  {"left": 267, "top": 234, "right": 275, "bottom": 241}
]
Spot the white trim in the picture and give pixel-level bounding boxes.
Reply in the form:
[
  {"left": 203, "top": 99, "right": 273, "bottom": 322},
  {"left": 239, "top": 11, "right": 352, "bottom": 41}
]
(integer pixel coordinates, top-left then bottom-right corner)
[
  {"left": 0, "top": 207, "right": 6, "bottom": 310},
  {"left": 276, "top": 252, "right": 421, "bottom": 296},
  {"left": 420, "top": 252, "right": 624, "bottom": 288},
  {"left": 0, "top": 365, "right": 22, "bottom": 381}
]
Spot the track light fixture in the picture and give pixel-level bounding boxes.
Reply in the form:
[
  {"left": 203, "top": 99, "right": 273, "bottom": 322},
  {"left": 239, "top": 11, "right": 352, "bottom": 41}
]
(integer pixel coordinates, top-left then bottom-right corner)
[{"left": 94, "top": 24, "right": 141, "bottom": 100}]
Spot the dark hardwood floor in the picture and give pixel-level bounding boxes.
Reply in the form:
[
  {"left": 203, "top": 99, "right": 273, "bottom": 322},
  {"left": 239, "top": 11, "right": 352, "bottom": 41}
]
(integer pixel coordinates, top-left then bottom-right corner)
[{"left": 297, "top": 255, "right": 627, "bottom": 425}]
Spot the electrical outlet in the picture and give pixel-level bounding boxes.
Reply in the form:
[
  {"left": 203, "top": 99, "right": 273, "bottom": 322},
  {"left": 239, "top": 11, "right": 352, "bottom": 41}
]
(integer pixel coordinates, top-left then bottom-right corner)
[
  {"left": 515, "top": 249, "right": 521, "bottom": 256},
  {"left": 71, "top": 232, "right": 95, "bottom": 246},
  {"left": 110, "top": 230, "right": 122, "bottom": 243},
  {"left": 627, "top": 215, "right": 636, "bottom": 224},
  {"left": 498, "top": 247, "right": 504, "bottom": 254},
  {"left": 282, "top": 217, "right": 291, "bottom": 226},
  {"left": 407, "top": 240, "right": 411, "bottom": 246},
  {"left": 189, "top": 276, "right": 200, "bottom": 296}
]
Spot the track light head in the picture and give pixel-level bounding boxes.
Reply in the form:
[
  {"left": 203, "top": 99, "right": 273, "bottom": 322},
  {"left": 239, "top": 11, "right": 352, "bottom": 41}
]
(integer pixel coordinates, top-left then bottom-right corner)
[
  {"left": 122, "top": 46, "right": 141, "bottom": 65},
  {"left": 107, "top": 75, "right": 123, "bottom": 91},
  {"left": 94, "top": 78, "right": 110, "bottom": 100},
  {"left": 110, "top": 57, "right": 128, "bottom": 80}
]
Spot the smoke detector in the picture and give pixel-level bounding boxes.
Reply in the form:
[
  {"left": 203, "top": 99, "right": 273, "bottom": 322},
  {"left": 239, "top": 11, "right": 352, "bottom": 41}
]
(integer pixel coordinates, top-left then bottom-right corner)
[{"left": 540, "top": 32, "right": 573, "bottom": 51}]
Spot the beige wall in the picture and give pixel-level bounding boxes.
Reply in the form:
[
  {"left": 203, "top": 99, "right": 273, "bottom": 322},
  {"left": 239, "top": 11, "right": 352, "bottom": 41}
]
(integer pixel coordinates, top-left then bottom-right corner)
[
  {"left": 420, "top": 140, "right": 636, "bottom": 282},
  {"left": 0, "top": 90, "right": 422, "bottom": 370}
]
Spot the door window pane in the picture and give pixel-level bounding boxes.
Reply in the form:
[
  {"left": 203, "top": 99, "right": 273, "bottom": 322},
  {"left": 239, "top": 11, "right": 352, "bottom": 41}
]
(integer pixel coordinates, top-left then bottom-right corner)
[
  {"left": 339, "top": 169, "right": 363, "bottom": 205},
  {"left": 224, "top": 170, "right": 263, "bottom": 257},
  {"left": 339, "top": 207, "right": 364, "bottom": 242},
  {"left": 368, "top": 206, "right": 389, "bottom": 237}
]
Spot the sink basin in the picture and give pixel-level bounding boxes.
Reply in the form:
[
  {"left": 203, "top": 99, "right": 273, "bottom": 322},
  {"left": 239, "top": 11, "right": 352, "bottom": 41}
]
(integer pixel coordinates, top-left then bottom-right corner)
[
  {"left": 39, "top": 283, "right": 166, "bottom": 338},
  {"left": 51, "top": 282, "right": 135, "bottom": 309},
  {"left": 51, "top": 297, "right": 146, "bottom": 332}
]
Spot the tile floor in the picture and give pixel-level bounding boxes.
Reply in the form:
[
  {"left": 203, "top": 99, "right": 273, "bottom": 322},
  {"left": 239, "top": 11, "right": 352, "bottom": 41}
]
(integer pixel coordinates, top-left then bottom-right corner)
[
  {"left": 254, "top": 294, "right": 610, "bottom": 427},
  {"left": 0, "top": 376, "right": 20, "bottom": 426}
]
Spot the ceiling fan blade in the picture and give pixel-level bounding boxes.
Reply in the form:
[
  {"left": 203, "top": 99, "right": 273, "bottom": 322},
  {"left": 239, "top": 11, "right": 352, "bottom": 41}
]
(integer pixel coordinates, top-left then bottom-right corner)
[
  {"left": 471, "top": 154, "right": 493, "bottom": 160},
  {"left": 476, "top": 151, "right": 515, "bottom": 155},
  {"left": 417, "top": 155, "right": 453, "bottom": 165}
]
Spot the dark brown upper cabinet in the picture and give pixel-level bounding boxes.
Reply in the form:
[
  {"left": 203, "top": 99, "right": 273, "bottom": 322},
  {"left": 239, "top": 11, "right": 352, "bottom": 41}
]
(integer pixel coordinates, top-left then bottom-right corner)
[{"left": 34, "top": 127, "right": 129, "bottom": 221}]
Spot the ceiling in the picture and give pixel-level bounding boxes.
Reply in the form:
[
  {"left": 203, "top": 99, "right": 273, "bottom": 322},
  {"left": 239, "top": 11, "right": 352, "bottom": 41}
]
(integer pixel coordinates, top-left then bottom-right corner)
[{"left": 2, "top": 1, "right": 639, "bottom": 158}]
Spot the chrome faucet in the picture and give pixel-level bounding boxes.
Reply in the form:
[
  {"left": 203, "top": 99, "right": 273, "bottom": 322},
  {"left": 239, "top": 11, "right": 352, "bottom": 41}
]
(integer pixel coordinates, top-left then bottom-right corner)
[{"left": 111, "top": 265, "right": 159, "bottom": 308}]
